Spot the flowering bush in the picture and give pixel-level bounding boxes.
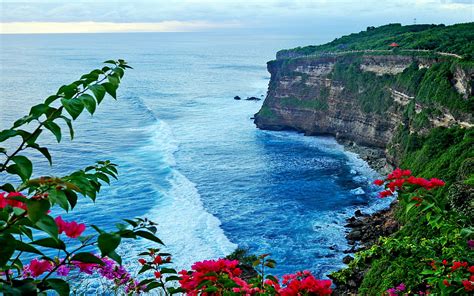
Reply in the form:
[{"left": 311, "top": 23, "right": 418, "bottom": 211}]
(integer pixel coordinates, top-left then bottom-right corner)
[
  {"left": 0, "top": 60, "right": 166, "bottom": 295},
  {"left": 330, "top": 168, "right": 473, "bottom": 295},
  {"left": 373, "top": 168, "right": 446, "bottom": 228}
]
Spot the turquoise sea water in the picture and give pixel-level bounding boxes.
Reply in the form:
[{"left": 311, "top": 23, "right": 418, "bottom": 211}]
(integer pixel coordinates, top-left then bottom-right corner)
[{"left": 0, "top": 33, "right": 390, "bottom": 278}]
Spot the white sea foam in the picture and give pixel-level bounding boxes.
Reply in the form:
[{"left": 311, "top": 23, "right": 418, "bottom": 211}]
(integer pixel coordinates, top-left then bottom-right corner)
[
  {"left": 130, "top": 120, "right": 237, "bottom": 270},
  {"left": 350, "top": 187, "right": 365, "bottom": 195}
]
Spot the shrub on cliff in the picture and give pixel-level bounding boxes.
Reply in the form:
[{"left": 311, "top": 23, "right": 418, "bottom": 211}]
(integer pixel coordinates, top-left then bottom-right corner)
[{"left": 330, "top": 168, "right": 474, "bottom": 295}]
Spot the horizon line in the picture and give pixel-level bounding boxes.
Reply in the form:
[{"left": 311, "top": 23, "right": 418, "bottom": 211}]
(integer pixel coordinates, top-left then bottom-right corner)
[{"left": 0, "top": 21, "right": 242, "bottom": 35}]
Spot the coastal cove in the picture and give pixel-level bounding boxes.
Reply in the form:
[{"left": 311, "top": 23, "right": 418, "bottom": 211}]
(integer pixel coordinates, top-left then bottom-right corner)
[{"left": 0, "top": 32, "right": 391, "bottom": 281}]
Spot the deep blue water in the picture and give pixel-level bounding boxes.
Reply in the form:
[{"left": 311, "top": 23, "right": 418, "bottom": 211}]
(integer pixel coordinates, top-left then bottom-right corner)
[{"left": 0, "top": 33, "right": 390, "bottom": 278}]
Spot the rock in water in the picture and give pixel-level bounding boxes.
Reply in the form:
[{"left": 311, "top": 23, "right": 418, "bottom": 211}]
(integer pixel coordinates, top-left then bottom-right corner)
[
  {"left": 343, "top": 255, "right": 354, "bottom": 264},
  {"left": 234, "top": 96, "right": 241, "bottom": 100},
  {"left": 245, "top": 96, "right": 261, "bottom": 101}
]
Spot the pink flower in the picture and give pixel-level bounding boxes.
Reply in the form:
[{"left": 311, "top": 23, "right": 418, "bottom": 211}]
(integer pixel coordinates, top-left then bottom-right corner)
[
  {"left": 56, "top": 265, "right": 71, "bottom": 276},
  {"left": 23, "top": 259, "right": 53, "bottom": 278},
  {"left": 55, "top": 216, "right": 86, "bottom": 238},
  {"left": 72, "top": 261, "right": 99, "bottom": 274},
  {"left": 64, "top": 221, "right": 86, "bottom": 238},
  {"left": 0, "top": 192, "right": 27, "bottom": 211},
  {"left": 396, "top": 283, "right": 406, "bottom": 291}
]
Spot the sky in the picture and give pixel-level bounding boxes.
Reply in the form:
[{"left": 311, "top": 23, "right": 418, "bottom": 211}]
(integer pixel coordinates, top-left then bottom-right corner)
[{"left": 0, "top": 0, "right": 473, "bottom": 34}]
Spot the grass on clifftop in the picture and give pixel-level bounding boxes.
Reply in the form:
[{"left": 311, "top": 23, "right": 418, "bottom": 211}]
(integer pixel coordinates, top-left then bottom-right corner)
[{"left": 279, "top": 22, "right": 474, "bottom": 59}]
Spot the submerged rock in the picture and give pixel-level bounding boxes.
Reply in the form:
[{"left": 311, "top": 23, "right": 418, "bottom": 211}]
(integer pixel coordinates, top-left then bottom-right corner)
[
  {"left": 234, "top": 96, "right": 241, "bottom": 100},
  {"left": 245, "top": 96, "right": 261, "bottom": 101}
]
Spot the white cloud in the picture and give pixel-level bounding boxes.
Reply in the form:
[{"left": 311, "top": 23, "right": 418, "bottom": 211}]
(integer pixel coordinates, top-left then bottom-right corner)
[
  {"left": 0, "top": 0, "right": 472, "bottom": 34},
  {"left": 0, "top": 21, "right": 241, "bottom": 34}
]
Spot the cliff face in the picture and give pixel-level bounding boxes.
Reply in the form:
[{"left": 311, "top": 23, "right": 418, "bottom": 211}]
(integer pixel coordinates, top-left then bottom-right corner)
[{"left": 254, "top": 53, "right": 473, "bottom": 164}]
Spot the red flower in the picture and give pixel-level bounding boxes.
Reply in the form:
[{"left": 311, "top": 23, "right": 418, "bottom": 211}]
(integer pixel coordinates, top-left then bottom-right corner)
[
  {"left": 443, "top": 279, "right": 450, "bottom": 287},
  {"left": 154, "top": 271, "right": 162, "bottom": 278},
  {"left": 373, "top": 179, "right": 384, "bottom": 186},
  {"left": 0, "top": 192, "right": 27, "bottom": 211},
  {"left": 452, "top": 261, "right": 468, "bottom": 271},
  {"left": 55, "top": 216, "right": 86, "bottom": 238},
  {"left": 462, "top": 280, "right": 474, "bottom": 291},
  {"left": 428, "top": 178, "right": 445, "bottom": 188},
  {"left": 379, "top": 190, "right": 393, "bottom": 198},
  {"left": 64, "top": 221, "right": 86, "bottom": 238},
  {"left": 23, "top": 259, "right": 53, "bottom": 278},
  {"left": 138, "top": 259, "right": 146, "bottom": 265},
  {"left": 442, "top": 259, "right": 448, "bottom": 265},
  {"left": 469, "top": 266, "right": 474, "bottom": 273},
  {"left": 153, "top": 256, "right": 163, "bottom": 265}
]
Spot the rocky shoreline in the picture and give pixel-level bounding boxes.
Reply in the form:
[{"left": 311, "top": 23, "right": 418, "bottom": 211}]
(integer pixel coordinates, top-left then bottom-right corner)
[
  {"left": 331, "top": 141, "right": 399, "bottom": 294},
  {"left": 340, "top": 140, "right": 394, "bottom": 176}
]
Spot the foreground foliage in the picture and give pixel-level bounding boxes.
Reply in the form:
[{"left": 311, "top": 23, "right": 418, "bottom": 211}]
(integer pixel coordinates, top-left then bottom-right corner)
[{"left": 331, "top": 168, "right": 474, "bottom": 295}]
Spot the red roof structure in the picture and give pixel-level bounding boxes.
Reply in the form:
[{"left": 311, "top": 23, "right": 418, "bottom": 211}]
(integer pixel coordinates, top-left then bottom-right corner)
[{"left": 389, "top": 42, "right": 400, "bottom": 47}]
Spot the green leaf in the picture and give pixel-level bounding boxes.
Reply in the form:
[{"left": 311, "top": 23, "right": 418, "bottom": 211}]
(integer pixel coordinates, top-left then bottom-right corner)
[
  {"left": 31, "top": 144, "right": 52, "bottom": 165},
  {"left": 123, "top": 219, "right": 138, "bottom": 227},
  {"left": 0, "top": 233, "right": 16, "bottom": 267},
  {"left": 114, "top": 67, "right": 125, "bottom": 78},
  {"left": 108, "top": 74, "right": 120, "bottom": 85},
  {"left": 29, "top": 103, "right": 50, "bottom": 119},
  {"left": 59, "top": 116, "right": 74, "bottom": 140},
  {"left": 64, "top": 190, "right": 78, "bottom": 210},
  {"left": 98, "top": 233, "right": 121, "bottom": 256},
  {"left": 45, "top": 278, "right": 70, "bottom": 296},
  {"left": 0, "top": 183, "right": 15, "bottom": 192},
  {"left": 8, "top": 155, "right": 33, "bottom": 181},
  {"left": 89, "top": 84, "right": 106, "bottom": 104},
  {"left": 102, "top": 82, "right": 117, "bottom": 99},
  {"left": 204, "top": 286, "right": 219, "bottom": 293},
  {"left": 134, "top": 230, "right": 165, "bottom": 245},
  {"left": 24, "top": 128, "right": 43, "bottom": 145},
  {"left": 104, "top": 60, "right": 117, "bottom": 65},
  {"left": 70, "top": 252, "right": 104, "bottom": 265},
  {"left": 36, "top": 215, "right": 58, "bottom": 239},
  {"left": 49, "top": 189, "right": 69, "bottom": 211},
  {"left": 44, "top": 95, "right": 60, "bottom": 105},
  {"left": 79, "top": 94, "right": 96, "bottom": 114},
  {"left": 145, "top": 282, "right": 163, "bottom": 292},
  {"left": 160, "top": 267, "right": 177, "bottom": 274},
  {"left": 44, "top": 121, "right": 62, "bottom": 143},
  {"left": 0, "top": 129, "right": 18, "bottom": 142},
  {"left": 26, "top": 199, "right": 50, "bottom": 223},
  {"left": 57, "top": 84, "right": 78, "bottom": 99},
  {"left": 106, "top": 250, "right": 122, "bottom": 265},
  {"left": 95, "top": 172, "right": 110, "bottom": 184},
  {"left": 31, "top": 237, "right": 65, "bottom": 250},
  {"left": 14, "top": 240, "right": 44, "bottom": 255},
  {"left": 405, "top": 201, "right": 418, "bottom": 214},
  {"left": 165, "top": 276, "right": 181, "bottom": 282},
  {"left": 61, "top": 98, "right": 84, "bottom": 120},
  {"left": 13, "top": 115, "right": 34, "bottom": 128}
]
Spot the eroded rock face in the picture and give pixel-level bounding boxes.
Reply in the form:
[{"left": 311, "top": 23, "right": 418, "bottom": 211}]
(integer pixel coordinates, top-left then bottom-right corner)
[
  {"left": 254, "top": 54, "right": 473, "bottom": 163},
  {"left": 255, "top": 55, "right": 408, "bottom": 149}
]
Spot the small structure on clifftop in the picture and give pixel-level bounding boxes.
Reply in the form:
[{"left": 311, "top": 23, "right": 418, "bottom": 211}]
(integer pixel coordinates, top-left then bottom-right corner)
[{"left": 389, "top": 42, "right": 400, "bottom": 48}]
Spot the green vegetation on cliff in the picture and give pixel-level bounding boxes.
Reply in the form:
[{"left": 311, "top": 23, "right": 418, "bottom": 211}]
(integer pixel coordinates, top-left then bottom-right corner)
[
  {"left": 260, "top": 23, "right": 474, "bottom": 295},
  {"left": 279, "top": 22, "right": 474, "bottom": 59}
]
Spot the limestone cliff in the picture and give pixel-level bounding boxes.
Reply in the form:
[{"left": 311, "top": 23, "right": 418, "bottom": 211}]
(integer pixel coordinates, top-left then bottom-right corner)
[{"left": 254, "top": 53, "right": 473, "bottom": 166}]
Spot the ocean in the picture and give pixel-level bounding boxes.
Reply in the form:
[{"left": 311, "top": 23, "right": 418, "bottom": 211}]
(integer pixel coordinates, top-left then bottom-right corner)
[{"left": 0, "top": 32, "right": 390, "bottom": 279}]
